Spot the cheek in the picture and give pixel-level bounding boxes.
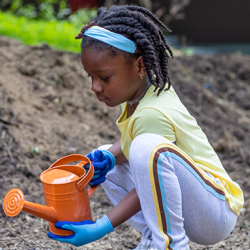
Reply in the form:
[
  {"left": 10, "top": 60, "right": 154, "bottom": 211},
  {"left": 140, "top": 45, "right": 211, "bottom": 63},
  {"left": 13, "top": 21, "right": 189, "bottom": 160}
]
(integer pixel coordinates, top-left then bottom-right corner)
[
  {"left": 106, "top": 83, "right": 128, "bottom": 102},
  {"left": 108, "top": 86, "right": 125, "bottom": 98}
]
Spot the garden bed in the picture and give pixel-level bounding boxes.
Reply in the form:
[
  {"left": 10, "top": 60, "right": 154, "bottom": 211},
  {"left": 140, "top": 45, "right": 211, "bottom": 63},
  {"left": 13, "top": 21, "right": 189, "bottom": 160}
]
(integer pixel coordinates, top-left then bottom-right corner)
[{"left": 0, "top": 36, "right": 250, "bottom": 249}]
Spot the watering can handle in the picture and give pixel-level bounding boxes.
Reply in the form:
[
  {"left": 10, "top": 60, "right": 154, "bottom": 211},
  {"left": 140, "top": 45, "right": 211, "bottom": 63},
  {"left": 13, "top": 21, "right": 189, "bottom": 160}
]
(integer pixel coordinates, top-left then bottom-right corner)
[
  {"left": 88, "top": 185, "right": 98, "bottom": 198},
  {"left": 76, "top": 161, "right": 98, "bottom": 196},
  {"left": 48, "top": 154, "right": 98, "bottom": 194},
  {"left": 49, "top": 154, "right": 90, "bottom": 169},
  {"left": 76, "top": 161, "right": 95, "bottom": 191}
]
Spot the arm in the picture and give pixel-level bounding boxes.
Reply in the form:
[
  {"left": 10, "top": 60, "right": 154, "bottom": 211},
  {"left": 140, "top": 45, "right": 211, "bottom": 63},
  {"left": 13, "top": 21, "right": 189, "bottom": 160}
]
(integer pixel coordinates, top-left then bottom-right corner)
[
  {"left": 48, "top": 146, "right": 141, "bottom": 246},
  {"left": 107, "top": 140, "right": 141, "bottom": 227},
  {"left": 107, "top": 188, "right": 141, "bottom": 228},
  {"left": 47, "top": 189, "right": 141, "bottom": 246},
  {"left": 107, "top": 138, "right": 128, "bottom": 165}
]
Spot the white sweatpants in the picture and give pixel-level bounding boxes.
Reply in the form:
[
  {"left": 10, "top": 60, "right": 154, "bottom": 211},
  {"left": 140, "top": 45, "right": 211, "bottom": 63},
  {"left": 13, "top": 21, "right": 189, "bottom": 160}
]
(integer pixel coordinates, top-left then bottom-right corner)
[{"left": 100, "top": 133, "right": 237, "bottom": 250}]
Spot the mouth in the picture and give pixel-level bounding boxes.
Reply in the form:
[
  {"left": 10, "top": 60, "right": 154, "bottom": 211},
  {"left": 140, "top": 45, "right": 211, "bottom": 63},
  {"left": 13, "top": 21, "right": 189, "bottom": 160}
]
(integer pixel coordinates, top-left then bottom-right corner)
[{"left": 97, "top": 96, "right": 109, "bottom": 102}]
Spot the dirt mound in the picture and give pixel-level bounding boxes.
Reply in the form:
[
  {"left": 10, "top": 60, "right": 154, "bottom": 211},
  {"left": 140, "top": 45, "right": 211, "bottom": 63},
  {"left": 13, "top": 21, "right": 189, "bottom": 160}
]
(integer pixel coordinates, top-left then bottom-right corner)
[{"left": 0, "top": 36, "right": 250, "bottom": 249}]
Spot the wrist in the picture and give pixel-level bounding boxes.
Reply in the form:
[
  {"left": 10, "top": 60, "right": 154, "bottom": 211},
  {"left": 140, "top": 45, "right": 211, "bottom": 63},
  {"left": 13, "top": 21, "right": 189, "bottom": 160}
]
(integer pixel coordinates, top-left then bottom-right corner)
[
  {"left": 90, "top": 215, "right": 114, "bottom": 242},
  {"left": 100, "top": 214, "right": 114, "bottom": 233},
  {"left": 102, "top": 150, "right": 116, "bottom": 169}
]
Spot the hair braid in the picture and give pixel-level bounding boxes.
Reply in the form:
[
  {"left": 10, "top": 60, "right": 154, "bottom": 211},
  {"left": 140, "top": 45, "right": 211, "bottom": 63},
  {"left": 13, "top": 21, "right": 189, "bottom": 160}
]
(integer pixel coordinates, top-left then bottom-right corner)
[
  {"left": 125, "top": 5, "right": 171, "bottom": 32},
  {"left": 100, "top": 16, "right": 155, "bottom": 52},
  {"left": 100, "top": 10, "right": 162, "bottom": 43},
  {"left": 81, "top": 5, "right": 173, "bottom": 95},
  {"left": 96, "top": 7, "right": 108, "bottom": 21}
]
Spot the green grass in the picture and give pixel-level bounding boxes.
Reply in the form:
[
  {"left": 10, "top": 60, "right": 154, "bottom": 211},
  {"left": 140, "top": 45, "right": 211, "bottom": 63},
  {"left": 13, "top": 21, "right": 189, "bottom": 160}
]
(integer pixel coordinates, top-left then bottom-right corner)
[{"left": 0, "top": 11, "right": 83, "bottom": 52}]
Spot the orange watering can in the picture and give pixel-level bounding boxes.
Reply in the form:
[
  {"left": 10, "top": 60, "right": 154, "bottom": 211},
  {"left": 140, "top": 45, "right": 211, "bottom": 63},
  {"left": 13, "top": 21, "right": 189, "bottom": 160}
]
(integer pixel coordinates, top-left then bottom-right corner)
[{"left": 3, "top": 154, "right": 97, "bottom": 236}]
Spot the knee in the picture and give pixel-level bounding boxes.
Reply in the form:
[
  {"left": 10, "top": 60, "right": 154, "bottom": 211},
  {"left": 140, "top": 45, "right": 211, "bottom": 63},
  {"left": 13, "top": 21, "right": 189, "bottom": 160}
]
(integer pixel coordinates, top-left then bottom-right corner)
[
  {"left": 131, "top": 133, "right": 172, "bottom": 151},
  {"left": 130, "top": 133, "right": 173, "bottom": 162},
  {"left": 129, "top": 133, "right": 172, "bottom": 172},
  {"left": 129, "top": 134, "right": 153, "bottom": 166},
  {"left": 97, "top": 144, "right": 113, "bottom": 151},
  {"left": 101, "top": 166, "right": 120, "bottom": 190}
]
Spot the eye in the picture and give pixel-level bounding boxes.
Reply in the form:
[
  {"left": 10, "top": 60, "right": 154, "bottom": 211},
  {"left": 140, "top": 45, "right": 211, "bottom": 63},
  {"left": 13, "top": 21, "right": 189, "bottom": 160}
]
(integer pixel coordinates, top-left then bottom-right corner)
[
  {"left": 100, "top": 76, "right": 110, "bottom": 81},
  {"left": 87, "top": 74, "right": 91, "bottom": 77}
]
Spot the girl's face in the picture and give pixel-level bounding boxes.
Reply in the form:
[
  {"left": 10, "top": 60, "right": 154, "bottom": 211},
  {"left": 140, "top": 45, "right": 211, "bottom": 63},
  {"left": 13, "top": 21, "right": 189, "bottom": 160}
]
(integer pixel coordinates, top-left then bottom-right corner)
[{"left": 81, "top": 48, "right": 147, "bottom": 107}]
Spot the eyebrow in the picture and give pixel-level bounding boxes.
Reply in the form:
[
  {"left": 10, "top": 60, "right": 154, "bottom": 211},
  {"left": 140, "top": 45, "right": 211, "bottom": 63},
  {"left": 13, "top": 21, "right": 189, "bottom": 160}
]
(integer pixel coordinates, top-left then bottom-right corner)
[
  {"left": 84, "top": 68, "right": 111, "bottom": 74},
  {"left": 94, "top": 68, "right": 110, "bottom": 73}
]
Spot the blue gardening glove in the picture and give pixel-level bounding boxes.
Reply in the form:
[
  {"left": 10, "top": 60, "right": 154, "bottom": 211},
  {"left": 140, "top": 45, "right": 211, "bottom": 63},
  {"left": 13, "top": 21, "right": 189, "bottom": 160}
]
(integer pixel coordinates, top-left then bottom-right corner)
[
  {"left": 47, "top": 215, "right": 114, "bottom": 247},
  {"left": 86, "top": 149, "right": 115, "bottom": 186}
]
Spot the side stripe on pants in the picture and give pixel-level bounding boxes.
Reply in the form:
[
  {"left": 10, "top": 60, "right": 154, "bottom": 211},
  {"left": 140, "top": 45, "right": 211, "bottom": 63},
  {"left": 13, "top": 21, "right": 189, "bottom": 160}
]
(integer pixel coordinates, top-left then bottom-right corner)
[{"left": 149, "top": 143, "right": 226, "bottom": 250}]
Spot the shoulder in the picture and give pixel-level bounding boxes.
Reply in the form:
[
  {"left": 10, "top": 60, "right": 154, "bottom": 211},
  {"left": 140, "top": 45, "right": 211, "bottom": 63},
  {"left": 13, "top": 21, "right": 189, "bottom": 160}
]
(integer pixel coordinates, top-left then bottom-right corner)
[
  {"left": 134, "top": 86, "right": 181, "bottom": 119},
  {"left": 139, "top": 86, "right": 193, "bottom": 122},
  {"left": 131, "top": 107, "right": 174, "bottom": 130},
  {"left": 130, "top": 107, "right": 175, "bottom": 142},
  {"left": 133, "top": 107, "right": 167, "bottom": 121},
  {"left": 140, "top": 85, "right": 182, "bottom": 108}
]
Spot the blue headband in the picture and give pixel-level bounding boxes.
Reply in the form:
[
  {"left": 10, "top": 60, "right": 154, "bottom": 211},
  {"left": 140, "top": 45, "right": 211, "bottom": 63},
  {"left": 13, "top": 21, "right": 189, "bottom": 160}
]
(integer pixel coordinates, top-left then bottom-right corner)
[{"left": 84, "top": 26, "right": 137, "bottom": 54}]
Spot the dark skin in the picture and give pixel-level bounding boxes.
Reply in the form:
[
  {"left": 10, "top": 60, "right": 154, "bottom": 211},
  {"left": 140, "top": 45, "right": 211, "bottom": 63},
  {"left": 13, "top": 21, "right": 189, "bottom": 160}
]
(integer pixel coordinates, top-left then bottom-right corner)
[{"left": 81, "top": 48, "right": 148, "bottom": 228}]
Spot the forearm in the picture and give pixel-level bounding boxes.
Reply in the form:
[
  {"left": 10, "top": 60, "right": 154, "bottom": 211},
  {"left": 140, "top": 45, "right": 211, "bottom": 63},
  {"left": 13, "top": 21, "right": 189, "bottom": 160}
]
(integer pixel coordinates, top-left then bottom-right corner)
[
  {"left": 107, "top": 188, "right": 141, "bottom": 228},
  {"left": 107, "top": 138, "right": 127, "bottom": 165}
]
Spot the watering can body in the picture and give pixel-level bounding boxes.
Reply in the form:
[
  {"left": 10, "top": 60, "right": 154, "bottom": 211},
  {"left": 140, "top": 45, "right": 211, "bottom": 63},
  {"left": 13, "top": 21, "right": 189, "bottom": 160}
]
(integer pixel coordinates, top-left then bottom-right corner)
[{"left": 3, "top": 154, "right": 97, "bottom": 236}]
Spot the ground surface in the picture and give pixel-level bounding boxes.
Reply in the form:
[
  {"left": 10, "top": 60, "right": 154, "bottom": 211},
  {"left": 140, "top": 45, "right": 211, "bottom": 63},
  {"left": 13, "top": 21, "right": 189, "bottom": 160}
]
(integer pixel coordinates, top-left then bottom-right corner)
[{"left": 0, "top": 36, "right": 250, "bottom": 250}]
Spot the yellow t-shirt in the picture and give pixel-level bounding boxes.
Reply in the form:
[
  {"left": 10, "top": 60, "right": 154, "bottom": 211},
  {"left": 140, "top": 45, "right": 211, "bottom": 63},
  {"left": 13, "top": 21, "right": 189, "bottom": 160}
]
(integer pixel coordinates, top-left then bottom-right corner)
[{"left": 116, "top": 85, "right": 243, "bottom": 215}]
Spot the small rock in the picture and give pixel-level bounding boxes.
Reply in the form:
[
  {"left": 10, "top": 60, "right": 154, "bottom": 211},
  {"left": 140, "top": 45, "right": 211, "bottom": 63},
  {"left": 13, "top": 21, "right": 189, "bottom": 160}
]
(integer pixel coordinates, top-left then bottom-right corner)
[{"left": 68, "top": 147, "right": 77, "bottom": 153}]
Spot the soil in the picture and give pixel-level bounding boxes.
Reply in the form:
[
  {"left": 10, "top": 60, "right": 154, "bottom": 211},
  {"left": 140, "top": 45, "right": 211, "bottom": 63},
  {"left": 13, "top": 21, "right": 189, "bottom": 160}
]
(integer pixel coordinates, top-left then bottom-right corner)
[{"left": 0, "top": 36, "right": 250, "bottom": 250}]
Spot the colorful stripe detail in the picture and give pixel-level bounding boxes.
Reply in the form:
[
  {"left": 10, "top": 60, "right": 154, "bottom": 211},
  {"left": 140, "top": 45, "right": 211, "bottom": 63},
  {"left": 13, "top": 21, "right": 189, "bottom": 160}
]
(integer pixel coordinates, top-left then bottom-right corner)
[
  {"left": 149, "top": 149, "right": 174, "bottom": 250},
  {"left": 165, "top": 151, "right": 226, "bottom": 200},
  {"left": 149, "top": 143, "right": 226, "bottom": 250}
]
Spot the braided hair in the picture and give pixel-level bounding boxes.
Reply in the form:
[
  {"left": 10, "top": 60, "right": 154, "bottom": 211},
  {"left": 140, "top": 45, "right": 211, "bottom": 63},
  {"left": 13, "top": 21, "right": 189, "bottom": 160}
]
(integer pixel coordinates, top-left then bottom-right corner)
[{"left": 81, "top": 5, "right": 173, "bottom": 95}]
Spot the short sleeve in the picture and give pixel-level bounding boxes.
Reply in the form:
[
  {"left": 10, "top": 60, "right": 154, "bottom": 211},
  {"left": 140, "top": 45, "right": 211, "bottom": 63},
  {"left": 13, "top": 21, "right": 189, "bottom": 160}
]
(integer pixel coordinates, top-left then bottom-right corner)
[{"left": 131, "top": 108, "right": 176, "bottom": 142}]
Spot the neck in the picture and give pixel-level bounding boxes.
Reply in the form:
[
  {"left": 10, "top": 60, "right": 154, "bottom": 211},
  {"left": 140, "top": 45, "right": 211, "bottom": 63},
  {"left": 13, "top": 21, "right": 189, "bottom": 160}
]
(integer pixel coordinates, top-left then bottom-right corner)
[{"left": 126, "top": 80, "right": 151, "bottom": 110}]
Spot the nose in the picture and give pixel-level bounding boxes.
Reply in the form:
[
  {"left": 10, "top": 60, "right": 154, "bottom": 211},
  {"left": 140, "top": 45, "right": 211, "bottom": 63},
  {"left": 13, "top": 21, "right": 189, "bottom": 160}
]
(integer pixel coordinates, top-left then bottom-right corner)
[{"left": 91, "top": 79, "right": 104, "bottom": 93}]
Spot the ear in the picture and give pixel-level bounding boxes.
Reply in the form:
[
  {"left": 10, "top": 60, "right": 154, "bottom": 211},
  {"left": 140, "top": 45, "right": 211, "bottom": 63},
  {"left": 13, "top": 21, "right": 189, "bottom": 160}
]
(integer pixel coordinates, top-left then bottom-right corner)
[{"left": 136, "top": 56, "right": 147, "bottom": 78}]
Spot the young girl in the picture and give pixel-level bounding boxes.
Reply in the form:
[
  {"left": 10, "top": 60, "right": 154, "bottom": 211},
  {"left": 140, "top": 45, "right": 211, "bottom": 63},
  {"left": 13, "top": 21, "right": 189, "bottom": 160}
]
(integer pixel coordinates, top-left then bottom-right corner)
[{"left": 48, "top": 5, "right": 244, "bottom": 250}]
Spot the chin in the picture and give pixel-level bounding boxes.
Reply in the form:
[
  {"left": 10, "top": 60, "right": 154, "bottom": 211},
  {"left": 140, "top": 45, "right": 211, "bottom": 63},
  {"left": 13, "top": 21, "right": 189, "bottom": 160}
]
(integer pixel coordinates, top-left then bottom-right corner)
[{"left": 105, "top": 102, "right": 119, "bottom": 108}]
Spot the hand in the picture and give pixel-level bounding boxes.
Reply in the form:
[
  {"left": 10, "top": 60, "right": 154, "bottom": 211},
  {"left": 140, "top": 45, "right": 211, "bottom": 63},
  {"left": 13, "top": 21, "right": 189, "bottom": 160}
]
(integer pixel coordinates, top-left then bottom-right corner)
[
  {"left": 86, "top": 149, "right": 115, "bottom": 186},
  {"left": 47, "top": 215, "right": 114, "bottom": 247}
]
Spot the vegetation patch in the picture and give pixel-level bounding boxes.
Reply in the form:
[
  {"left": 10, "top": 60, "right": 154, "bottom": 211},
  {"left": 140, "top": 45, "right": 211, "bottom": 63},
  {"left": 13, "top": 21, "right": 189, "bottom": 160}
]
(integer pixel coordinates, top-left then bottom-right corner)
[{"left": 0, "top": 11, "right": 84, "bottom": 52}]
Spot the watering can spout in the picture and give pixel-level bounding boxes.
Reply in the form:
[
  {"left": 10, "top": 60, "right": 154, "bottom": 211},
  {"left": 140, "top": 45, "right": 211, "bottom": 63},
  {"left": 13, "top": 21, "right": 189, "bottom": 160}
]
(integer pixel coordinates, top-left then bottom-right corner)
[
  {"left": 23, "top": 201, "right": 57, "bottom": 223},
  {"left": 3, "top": 188, "right": 58, "bottom": 223}
]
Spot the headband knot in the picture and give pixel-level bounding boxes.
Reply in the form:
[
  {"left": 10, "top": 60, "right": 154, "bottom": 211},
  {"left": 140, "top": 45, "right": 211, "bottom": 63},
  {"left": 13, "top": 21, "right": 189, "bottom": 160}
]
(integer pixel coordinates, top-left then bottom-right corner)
[{"left": 75, "top": 21, "right": 95, "bottom": 39}]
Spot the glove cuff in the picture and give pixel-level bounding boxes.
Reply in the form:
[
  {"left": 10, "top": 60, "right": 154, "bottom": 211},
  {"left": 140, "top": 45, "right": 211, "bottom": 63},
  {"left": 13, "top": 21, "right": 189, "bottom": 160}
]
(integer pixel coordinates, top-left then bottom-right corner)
[
  {"left": 101, "top": 214, "right": 114, "bottom": 234},
  {"left": 91, "top": 215, "right": 114, "bottom": 242},
  {"left": 102, "top": 150, "right": 116, "bottom": 169}
]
